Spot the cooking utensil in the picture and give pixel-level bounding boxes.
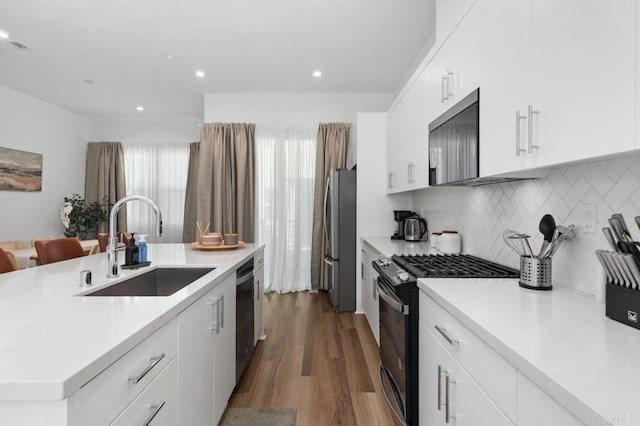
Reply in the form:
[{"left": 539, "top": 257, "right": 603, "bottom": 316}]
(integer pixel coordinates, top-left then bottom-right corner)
[
  {"left": 635, "top": 216, "right": 640, "bottom": 232},
  {"left": 503, "top": 230, "right": 524, "bottom": 256},
  {"left": 602, "top": 227, "right": 620, "bottom": 252},
  {"left": 543, "top": 224, "right": 575, "bottom": 258},
  {"left": 537, "top": 214, "right": 556, "bottom": 258},
  {"left": 503, "top": 230, "right": 534, "bottom": 257}
]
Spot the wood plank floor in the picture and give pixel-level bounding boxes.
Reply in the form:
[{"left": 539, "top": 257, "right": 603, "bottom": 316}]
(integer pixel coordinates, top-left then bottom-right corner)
[{"left": 229, "top": 291, "right": 397, "bottom": 425}]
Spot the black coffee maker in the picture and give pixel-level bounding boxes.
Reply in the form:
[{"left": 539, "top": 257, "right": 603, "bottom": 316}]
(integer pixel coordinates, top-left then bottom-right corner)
[{"left": 391, "top": 210, "right": 415, "bottom": 240}]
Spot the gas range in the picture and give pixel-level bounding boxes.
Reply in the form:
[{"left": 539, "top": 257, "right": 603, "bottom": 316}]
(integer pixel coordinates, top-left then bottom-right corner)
[
  {"left": 393, "top": 253, "right": 520, "bottom": 279},
  {"left": 372, "top": 253, "right": 520, "bottom": 304},
  {"left": 373, "top": 253, "right": 519, "bottom": 426}
]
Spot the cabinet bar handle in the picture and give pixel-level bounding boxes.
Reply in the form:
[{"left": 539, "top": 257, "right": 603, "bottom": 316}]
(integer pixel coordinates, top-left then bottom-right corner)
[
  {"left": 446, "top": 70, "right": 454, "bottom": 97},
  {"left": 210, "top": 297, "right": 221, "bottom": 333},
  {"left": 441, "top": 75, "right": 447, "bottom": 102},
  {"left": 372, "top": 277, "right": 377, "bottom": 301},
  {"left": 220, "top": 294, "right": 225, "bottom": 328},
  {"left": 388, "top": 172, "right": 394, "bottom": 188},
  {"left": 528, "top": 104, "right": 540, "bottom": 153},
  {"left": 128, "top": 353, "right": 165, "bottom": 384},
  {"left": 515, "top": 111, "right": 527, "bottom": 157},
  {"left": 435, "top": 325, "right": 459, "bottom": 345},
  {"left": 144, "top": 401, "right": 166, "bottom": 426},
  {"left": 437, "top": 364, "right": 443, "bottom": 410},
  {"left": 445, "top": 373, "right": 456, "bottom": 423}
]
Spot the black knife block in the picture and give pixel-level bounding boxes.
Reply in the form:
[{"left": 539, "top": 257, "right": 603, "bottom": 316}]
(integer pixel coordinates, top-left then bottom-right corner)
[{"left": 606, "top": 282, "right": 640, "bottom": 331}]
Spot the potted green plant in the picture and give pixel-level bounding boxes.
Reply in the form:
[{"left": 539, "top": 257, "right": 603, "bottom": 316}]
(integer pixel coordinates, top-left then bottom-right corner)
[{"left": 59, "top": 194, "right": 109, "bottom": 240}]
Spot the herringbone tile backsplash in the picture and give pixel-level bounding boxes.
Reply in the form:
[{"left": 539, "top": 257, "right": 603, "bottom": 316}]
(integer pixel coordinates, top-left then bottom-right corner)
[{"left": 412, "top": 154, "right": 640, "bottom": 296}]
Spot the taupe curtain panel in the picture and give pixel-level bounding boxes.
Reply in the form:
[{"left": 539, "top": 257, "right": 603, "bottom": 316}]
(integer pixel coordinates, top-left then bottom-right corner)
[
  {"left": 85, "top": 142, "right": 127, "bottom": 232},
  {"left": 310, "top": 123, "right": 351, "bottom": 291},
  {"left": 196, "top": 123, "right": 255, "bottom": 243},
  {"left": 182, "top": 142, "right": 200, "bottom": 243}
]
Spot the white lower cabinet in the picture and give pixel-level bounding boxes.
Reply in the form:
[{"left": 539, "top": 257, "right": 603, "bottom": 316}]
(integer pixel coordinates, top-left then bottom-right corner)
[
  {"left": 516, "top": 372, "right": 582, "bottom": 426},
  {"left": 111, "top": 358, "right": 178, "bottom": 426},
  {"left": 419, "top": 320, "right": 514, "bottom": 426},
  {"left": 176, "top": 272, "right": 237, "bottom": 425},
  {"left": 254, "top": 248, "right": 265, "bottom": 343},
  {"left": 360, "top": 242, "right": 380, "bottom": 345},
  {"left": 419, "top": 289, "right": 590, "bottom": 425},
  {"left": 177, "top": 287, "right": 215, "bottom": 426},
  {"left": 212, "top": 273, "right": 237, "bottom": 424},
  {"left": 73, "top": 318, "right": 178, "bottom": 425}
]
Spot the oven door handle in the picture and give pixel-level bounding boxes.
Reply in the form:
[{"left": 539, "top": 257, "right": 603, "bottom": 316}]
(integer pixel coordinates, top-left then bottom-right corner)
[{"left": 377, "top": 279, "right": 409, "bottom": 315}]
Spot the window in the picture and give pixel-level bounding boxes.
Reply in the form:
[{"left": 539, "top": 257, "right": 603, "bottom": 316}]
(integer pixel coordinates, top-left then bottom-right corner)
[{"left": 123, "top": 143, "right": 189, "bottom": 243}]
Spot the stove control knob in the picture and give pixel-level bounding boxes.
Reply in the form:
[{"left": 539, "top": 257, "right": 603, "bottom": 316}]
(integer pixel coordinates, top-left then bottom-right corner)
[{"left": 397, "top": 271, "right": 410, "bottom": 282}]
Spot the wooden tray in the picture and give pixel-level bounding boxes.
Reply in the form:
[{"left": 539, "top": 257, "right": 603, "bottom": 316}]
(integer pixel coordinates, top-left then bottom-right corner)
[{"left": 190, "top": 241, "right": 246, "bottom": 251}]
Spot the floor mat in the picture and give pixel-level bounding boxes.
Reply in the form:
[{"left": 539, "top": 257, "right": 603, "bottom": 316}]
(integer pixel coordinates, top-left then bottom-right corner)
[{"left": 219, "top": 407, "right": 297, "bottom": 426}]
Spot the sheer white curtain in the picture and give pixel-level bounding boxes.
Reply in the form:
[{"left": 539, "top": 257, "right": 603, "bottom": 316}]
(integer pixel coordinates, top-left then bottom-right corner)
[
  {"left": 256, "top": 123, "right": 317, "bottom": 293},
  {"left": 123, "top": 143, "right": 190, "bottom": 243}
]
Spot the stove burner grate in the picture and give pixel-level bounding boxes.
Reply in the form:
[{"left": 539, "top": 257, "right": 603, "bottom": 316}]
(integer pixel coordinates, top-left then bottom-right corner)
[{"left": 392, "top": 254, "right": 519, "bottom": 279}]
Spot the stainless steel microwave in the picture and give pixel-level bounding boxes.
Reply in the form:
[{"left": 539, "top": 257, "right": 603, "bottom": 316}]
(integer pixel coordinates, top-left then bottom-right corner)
[{"left": 428, "top": 88, "right": 479, "bottom": 186}]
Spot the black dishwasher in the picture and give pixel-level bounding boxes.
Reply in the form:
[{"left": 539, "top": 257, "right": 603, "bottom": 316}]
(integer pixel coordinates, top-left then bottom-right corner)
[{"left": 236, "top": 258, "right": 255, "bottom": 382}]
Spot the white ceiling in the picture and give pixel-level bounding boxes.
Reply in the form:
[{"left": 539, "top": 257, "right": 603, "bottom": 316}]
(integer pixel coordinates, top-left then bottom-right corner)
[{"left": 0, "top": 0, "right": 435, "bottom": 118}]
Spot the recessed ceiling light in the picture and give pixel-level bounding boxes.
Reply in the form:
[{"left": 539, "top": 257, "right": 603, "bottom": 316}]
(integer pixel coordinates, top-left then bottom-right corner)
[
  {"left": 313, "top": 70, "right": 322, "bottom": 78},
  {"left": 195, "top": 70, "right": 205, "bottom": 78},
  {"left": 136, "top": 106, "right": 144, "bottom": 112},
  {"left": 0, "top": 30, "right": 10, "bottom": 39},
  {"left": 165, "top": 54, "right": 175, "bottom": 60}
]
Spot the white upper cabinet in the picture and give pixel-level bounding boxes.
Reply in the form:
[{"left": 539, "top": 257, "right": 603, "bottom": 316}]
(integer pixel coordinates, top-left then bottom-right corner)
[
  {"left": 530, "top": 0, "right": 635, "bottom": 167},
  {"left": 429, "top": 3, "right": 480, "bottom": 121},
  {"left": 386, "top": 2, "right": 479, "bottom": 194},
  {"left": 480, "top": 0, "right": 636, "bottom": 176},
  {"left": 479, "top": 0, "right": 534, "bottom": 176},
  {"left": 437, "top": 0, "right": 479, "bottom": 43}
]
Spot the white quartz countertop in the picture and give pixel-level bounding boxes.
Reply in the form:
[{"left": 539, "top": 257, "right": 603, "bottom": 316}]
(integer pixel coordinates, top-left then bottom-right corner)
[
  {"left": 0, "top": 243, "right": 261, "bottom": 401},
  {"left": 361, "top": 236, "right": 433, "bottom": 257},
  {"left": 418, "top": 278, "right": 640, "bottom": 425}
]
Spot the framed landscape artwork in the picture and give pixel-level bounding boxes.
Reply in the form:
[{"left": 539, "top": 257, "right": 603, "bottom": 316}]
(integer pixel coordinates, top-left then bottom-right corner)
[{"left": 0, "top": 147, "right": 43, "bottom": 192}]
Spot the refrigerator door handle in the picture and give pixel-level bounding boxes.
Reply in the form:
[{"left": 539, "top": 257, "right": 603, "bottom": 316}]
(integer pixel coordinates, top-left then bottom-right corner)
[{"left": 323, "top": 176, "right": 330, "bottom": 246}]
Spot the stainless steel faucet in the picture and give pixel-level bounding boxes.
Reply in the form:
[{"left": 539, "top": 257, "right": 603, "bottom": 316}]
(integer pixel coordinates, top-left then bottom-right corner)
[{"left": 107, "top": 195, "right": 162, "bottom": 278}]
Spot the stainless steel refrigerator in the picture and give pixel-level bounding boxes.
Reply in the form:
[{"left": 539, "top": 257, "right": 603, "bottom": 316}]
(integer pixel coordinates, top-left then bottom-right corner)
[{"left": 323, "top": 168, "right": 356, "bottom": 312}]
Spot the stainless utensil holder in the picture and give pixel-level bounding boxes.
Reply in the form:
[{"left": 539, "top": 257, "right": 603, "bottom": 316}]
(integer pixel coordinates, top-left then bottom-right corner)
[{"left": 519, "top": 256, "right": 552, "bottom": 290}]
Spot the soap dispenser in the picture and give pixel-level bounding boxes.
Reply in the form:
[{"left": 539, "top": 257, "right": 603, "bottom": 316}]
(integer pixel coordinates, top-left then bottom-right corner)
[
  {"left": 125, "top": 233, "right": 139, "bottom": 266},
  {"left": 138, "top": 234, "right": 148, "bottom": 263}
]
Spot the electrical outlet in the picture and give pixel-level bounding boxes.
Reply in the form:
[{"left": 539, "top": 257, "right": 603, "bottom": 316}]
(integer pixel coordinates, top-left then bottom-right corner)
[{"left": 582, "top": 203, "right": 597, "bottom": 234}]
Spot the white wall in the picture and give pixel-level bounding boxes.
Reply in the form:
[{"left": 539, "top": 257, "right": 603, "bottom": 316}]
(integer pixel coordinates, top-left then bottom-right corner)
[
  {"left": 0, "top": 85, "right": 89, "bottom": 243},
  {"left": 412, "top": 154, "right": 640, "bottom": 297},
  {"left": 204, "top": 93, "right": 393, "bottom": 123},
  {"left": 89, "top": 117, "right": 201, "bottom": 143}
]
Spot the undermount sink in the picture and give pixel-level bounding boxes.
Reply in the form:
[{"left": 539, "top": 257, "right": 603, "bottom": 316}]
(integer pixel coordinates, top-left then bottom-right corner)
[{"left": 84, "top": 267, "right": 215, "bottom": 297}]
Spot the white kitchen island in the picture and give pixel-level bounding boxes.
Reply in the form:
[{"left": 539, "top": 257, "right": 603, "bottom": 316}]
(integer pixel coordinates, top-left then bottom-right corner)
[{"left": 0, "top": 243, "right": 263, "bottom": 425}]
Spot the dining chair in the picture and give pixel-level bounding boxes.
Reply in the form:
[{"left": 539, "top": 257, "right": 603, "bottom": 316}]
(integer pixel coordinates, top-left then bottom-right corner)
[
  {"left": 0, "top": 240, "right": 27, "bottom": 251},
  {"left": 35, "top": 238, "right": 85, "bottom": 265},
  {"left": 88, "top": 244, "right": 100, "bottom": 255},
  {"left": 31, "top": 236, "right": 54, "bottom": 247},
  {"left": 97, "top": 232, "right": 125, "bottom": 252},
  {"left": 0, "top": 248, "right": 17, "bottom": 273}
]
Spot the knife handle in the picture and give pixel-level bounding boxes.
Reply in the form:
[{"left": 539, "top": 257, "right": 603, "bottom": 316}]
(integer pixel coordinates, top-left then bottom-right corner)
[{"left": 602, "top": 227, "right": 619, "bottom": 252}]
